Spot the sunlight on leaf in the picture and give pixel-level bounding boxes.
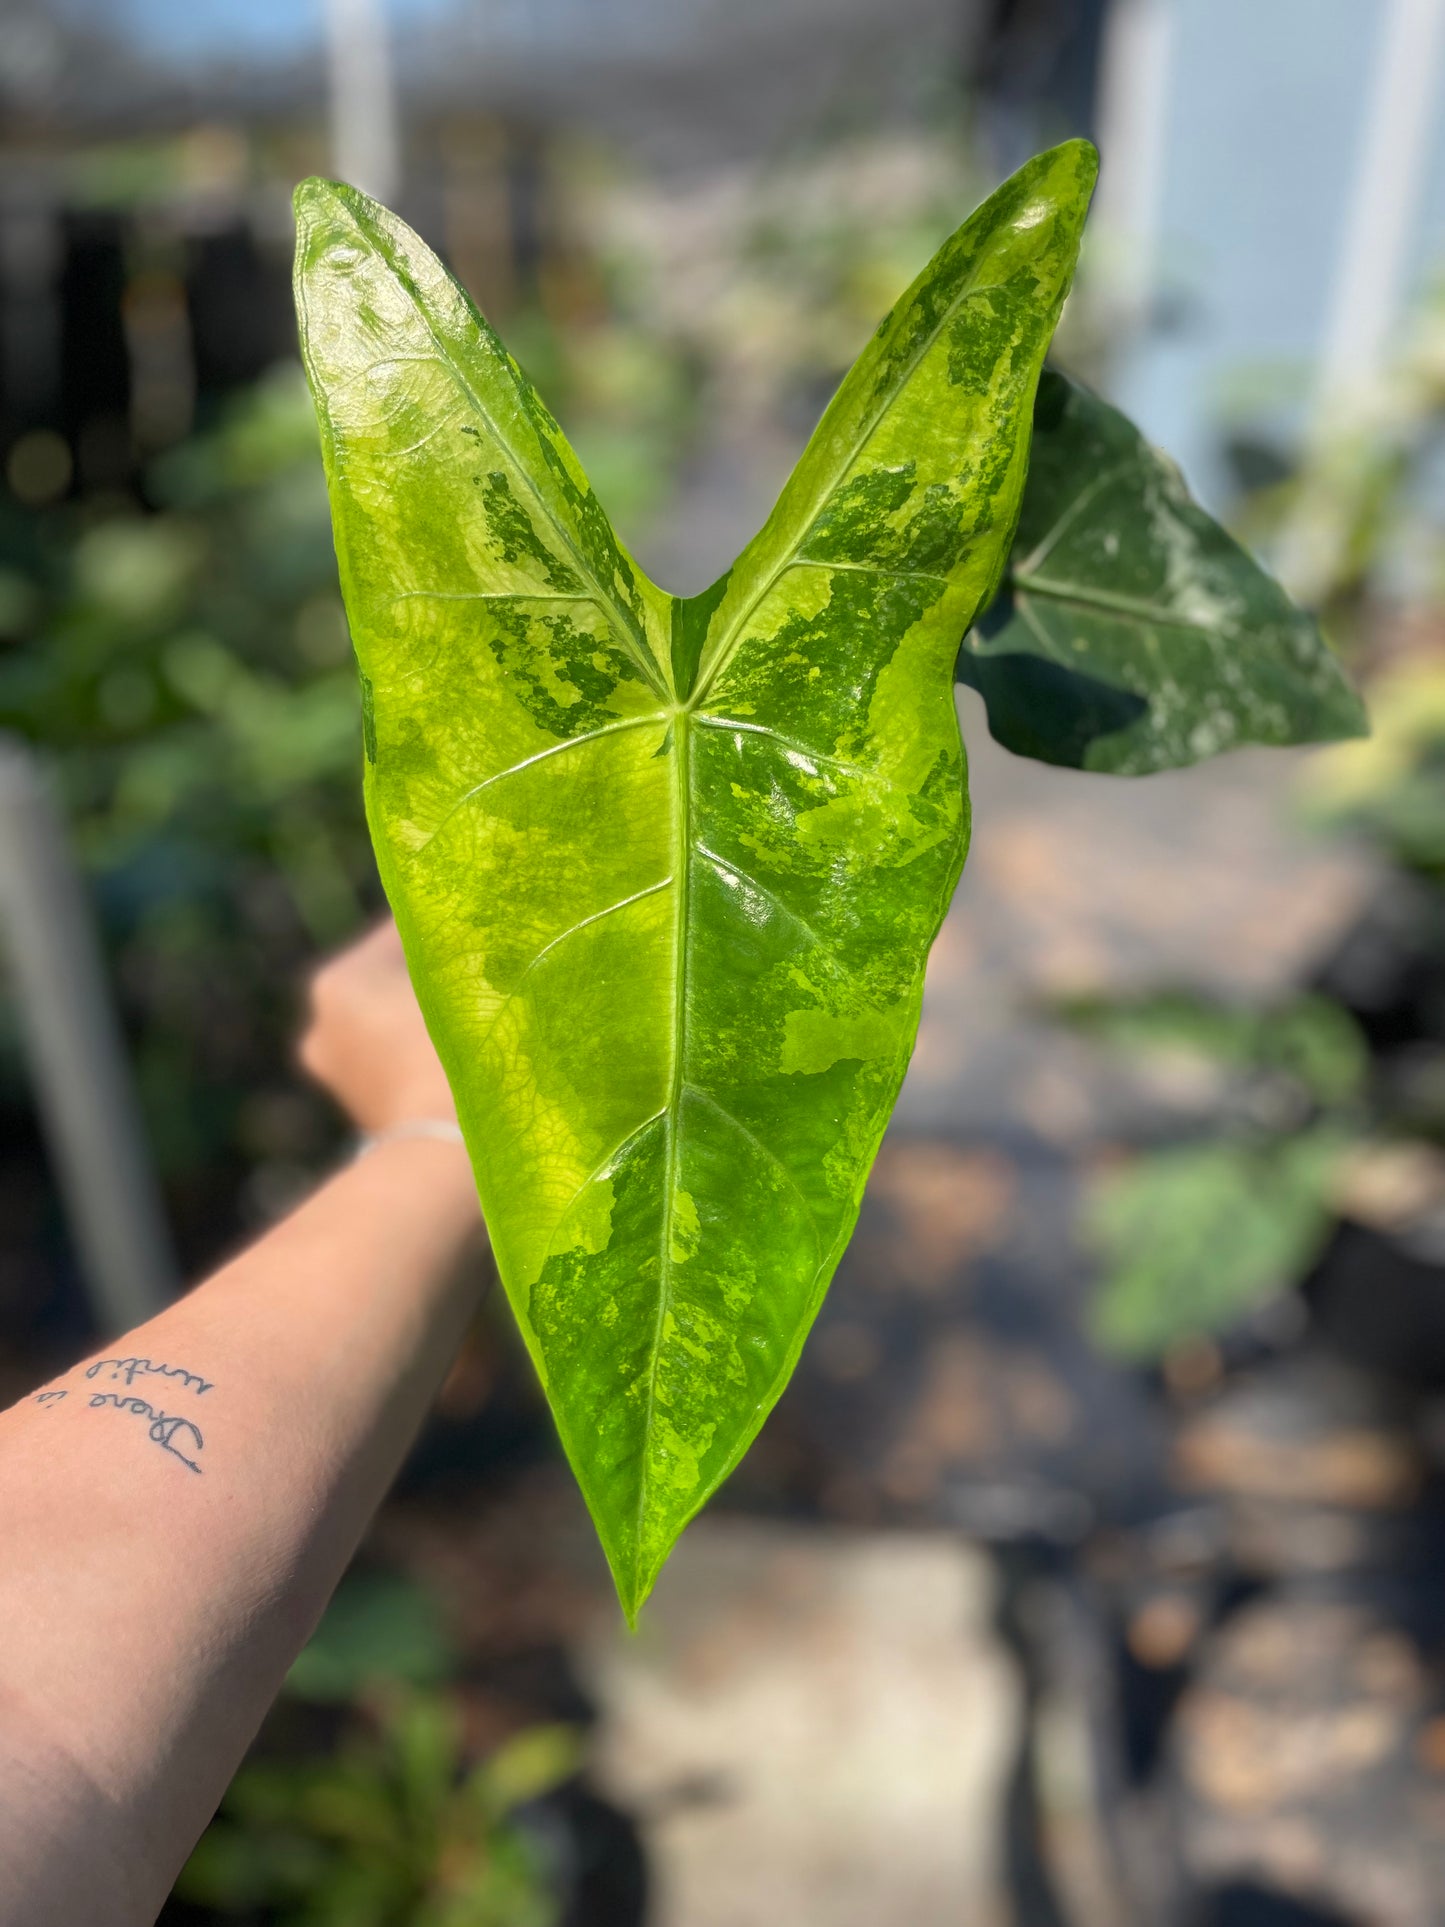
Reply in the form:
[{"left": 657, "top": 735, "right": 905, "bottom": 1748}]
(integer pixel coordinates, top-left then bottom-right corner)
[{"left": 294, "top": 142, "right": 1097, "bottom": 1616}]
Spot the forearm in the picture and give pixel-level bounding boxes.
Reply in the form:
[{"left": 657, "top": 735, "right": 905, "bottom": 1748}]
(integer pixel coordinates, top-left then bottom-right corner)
[{"left": 0, "top": 1135, "right": 481, "bottom": 1925}]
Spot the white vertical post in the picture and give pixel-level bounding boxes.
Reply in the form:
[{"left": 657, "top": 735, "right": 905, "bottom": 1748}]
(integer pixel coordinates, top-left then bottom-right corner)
[
  {"left": 0, "top": 740, "right": 179, "bottom": 1333},
  {"left": 324, "top": 0, "right": 402, "bottom": 206},
  {"left": 1311, "top": 0, "right": 1445, "bottom": 414},
  {"left": 1091, "top": 0, "right": 1174, "bottom": 357},
  {"left": 1278, "top": 0, "right": 1445, "bottom": 599}
]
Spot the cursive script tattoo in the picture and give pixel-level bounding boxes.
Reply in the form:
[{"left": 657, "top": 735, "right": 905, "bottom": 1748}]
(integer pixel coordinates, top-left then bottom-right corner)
[
  {"left": 33, "top": 1389, "right": 68, "bottom": 1405},
  {"left": 87, "top": 1394, "right": 204, "bottom": 1474},
  {"left": 85, "top": 1357, "right": 213, "bottom": 1397}
]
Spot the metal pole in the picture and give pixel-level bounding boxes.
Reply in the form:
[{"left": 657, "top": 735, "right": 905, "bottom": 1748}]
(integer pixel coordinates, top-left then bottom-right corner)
[
  {"left": 0, "top": 738, "right": 178, "bottom": 1332},
  {"left": 324, "top": 0, "right": 401, "bottom": 206}
]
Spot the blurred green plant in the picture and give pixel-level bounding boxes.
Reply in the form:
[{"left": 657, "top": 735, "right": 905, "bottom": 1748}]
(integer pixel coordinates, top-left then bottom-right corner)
[
  {"left": 1060, "top": 992, "right": 1370, "bottom": 1359},
  {"left": 1300, "top": 652, "right": 1445, "bottom": 877},
  {"left": 1257, "top": 271, "right": 1445, "bottom": 625},
  {"left": 178, "top": 1693, "right": 576, "bottom": 1926},
  {"left": 1087, "top": 1123, "right": 1355, "bottom": 1360},
  {"left": 0, "top": 366, "right": 376, "bottom": 1216},
  {"left": 1067, "top": 920, "right": 1445, "bottom": 1356},
  {"left": 1059, "top": 990, "right": 1370, "bottom": 1112},
  {"left": 179, "top": 1569, "right": 575, "bottom": 1925},
  {"left": 285, "top": 1569, "right": 459, "bottom": 1705}
]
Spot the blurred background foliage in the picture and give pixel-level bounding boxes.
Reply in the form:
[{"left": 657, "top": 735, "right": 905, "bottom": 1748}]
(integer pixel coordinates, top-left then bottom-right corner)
[
  {"left": 1058, "top": 991, "right": 1369, "bottom": 1357},
  {"left": 176, "top": 1567, "right": 587, "bottom": 1925},
  {"left": 0, "top": 367, "right": 372, "bottom": 1254},
  {"left": 179, "top": 1695, "right": 572, "bottom": 1927}
]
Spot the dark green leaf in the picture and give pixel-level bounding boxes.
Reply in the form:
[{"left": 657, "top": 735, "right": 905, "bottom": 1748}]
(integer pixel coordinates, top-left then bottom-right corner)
[
  {"left": 293, "top": 142, "right": 1097, "bottom": 1617},
  {"left": 958, "top": 372, "right": 1369, "bottom": 773}
]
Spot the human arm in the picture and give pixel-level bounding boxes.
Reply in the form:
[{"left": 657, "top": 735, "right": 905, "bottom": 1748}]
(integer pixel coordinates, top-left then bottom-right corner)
[{"left": 0, "top": 922, "right": 483, "bottom": 1926}]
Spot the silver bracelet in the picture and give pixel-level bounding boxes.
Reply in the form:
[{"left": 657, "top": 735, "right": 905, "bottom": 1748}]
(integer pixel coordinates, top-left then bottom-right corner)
[{"left": 354, "top": 1118, "right": 467, "bottom": 1159}]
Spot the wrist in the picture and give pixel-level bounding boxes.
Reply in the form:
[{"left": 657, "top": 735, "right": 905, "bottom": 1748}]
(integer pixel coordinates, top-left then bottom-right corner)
[
  {"left": 355, "top": 1124, "right": 475, "bottom": 1196},
  {"left": 343, "top": 1127, "right": 481, "bottom": 1246},
  {"left": 355, "top": 1118, "right": 465, "bottom": 1158}
]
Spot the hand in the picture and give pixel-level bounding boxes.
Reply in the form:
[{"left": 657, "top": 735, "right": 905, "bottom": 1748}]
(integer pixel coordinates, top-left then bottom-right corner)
[{"left": 298, "top": 919, "right": 458, "bottom": 1135}]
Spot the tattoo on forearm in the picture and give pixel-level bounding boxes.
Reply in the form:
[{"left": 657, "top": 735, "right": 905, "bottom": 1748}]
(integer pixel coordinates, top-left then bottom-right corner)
[
  {"left": 85, "top": 1356, "right": 213, "bottom": 1396},
  {"left": 30, "top": 1355, "right": 213, "bottom": 1474},
  {"left": 86, "top": 1394, "right": 205, "bottom": 1473}
]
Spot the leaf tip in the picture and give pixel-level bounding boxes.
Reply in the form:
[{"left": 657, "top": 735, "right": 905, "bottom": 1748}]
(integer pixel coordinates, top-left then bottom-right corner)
[
  {"left": 612, "top": 1549, "right": 661, "bottom": 1631},
  {"left": 292, "top": 174, "right": 349, "bottom": 222},
  {"left": 1335, "top": 687, "right": 1372, "bottom": 744},
  {"left": 291, "top": 177, "right": 389, "bottom": 297},
  {"left": 1304, "top": 634, "right": 1371, "bottom": 746},
  {"left": 1033, "top": 136, "right": 1100, "bottom": 197}
]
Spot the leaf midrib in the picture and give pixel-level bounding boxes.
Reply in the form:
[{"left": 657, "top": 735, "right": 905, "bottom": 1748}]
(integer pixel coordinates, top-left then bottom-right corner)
[
  {"left": 634, "top": 701, "right": 693, "bottom": 1605},
  {"left": 626, "top": 225, "right": 1016, "bottom": 1574},
  {"left": 1002, "top": 573, "right": 1264, "bottom": 642}
]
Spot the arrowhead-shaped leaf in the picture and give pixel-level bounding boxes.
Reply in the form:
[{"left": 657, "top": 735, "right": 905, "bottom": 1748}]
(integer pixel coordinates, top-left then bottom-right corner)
[
  {"left": 293, "top": 142, "right": 1097, "bottom": 1617},
  {"left": 957, "top": 371, "right": 1369, "bottom": 774}
]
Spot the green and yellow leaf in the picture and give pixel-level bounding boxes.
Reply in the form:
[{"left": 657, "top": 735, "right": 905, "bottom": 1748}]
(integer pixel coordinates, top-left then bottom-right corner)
[{"left": 293, "top": 142, "right": 1097, "bottom": 1616}]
